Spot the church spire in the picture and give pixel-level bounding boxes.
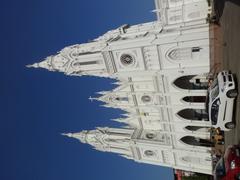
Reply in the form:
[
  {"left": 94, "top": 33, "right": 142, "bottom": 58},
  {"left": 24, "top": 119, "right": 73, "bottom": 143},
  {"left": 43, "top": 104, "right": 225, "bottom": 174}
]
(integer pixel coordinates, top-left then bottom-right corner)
[
  {"left": 62, "top": 127, "right": 134, "bottom": 154},
  {"left": 26, "top": 56, "right": 55, "bottom": 71},
  {"left": 88, "top": 96, "right": 100, "bottom": 102},
  {"left": 27, "top": 39, "right": 112, "bottom": 77},
  {"left": 62, "top": 131, "right": 88, "bottom": 144},
  {"left": 26, "top": 63, "right": 39, "bottom": 68}
]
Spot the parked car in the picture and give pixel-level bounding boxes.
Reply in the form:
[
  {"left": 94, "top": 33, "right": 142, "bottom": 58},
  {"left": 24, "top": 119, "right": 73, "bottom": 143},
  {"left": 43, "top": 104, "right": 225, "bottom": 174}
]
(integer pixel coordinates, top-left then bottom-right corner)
[
  {"left": 214, "top": 145, "right": 240, "bottom": 180},
  {"left": 208, "top": 71, "right": 237, "bottom": 131}
]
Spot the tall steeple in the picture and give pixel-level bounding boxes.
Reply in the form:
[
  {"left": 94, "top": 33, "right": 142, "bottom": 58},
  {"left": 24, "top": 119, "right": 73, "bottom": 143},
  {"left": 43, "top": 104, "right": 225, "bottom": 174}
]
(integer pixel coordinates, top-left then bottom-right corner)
[
  {"left": 27, "top": 41, "right": 112, "bottom": 77},
  {"left": 62, "top": 128, "right": 134, "bottom": 155},
  {"left": 26, "top": 56, "right": 55, "bottom": 71},
  {"left": 62, "top": 131, "right": 88, "bottom": 144}
]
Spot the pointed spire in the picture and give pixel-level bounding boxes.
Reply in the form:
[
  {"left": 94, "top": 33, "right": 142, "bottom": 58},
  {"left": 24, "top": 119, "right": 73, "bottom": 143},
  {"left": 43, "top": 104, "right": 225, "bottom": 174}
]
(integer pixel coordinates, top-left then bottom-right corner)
[
  {"left": 26, "top": 63, "right": 39, "bottom": 68},
  {"left": 111, "top": 118, "right": 126, "bottom": 123},
  {"left": 88, "top": 96, "right": 99, "bottom": 102},
  {"left": 61, "top": 131, "right": 88, "bottom": 144},
  {"left": 121, "top": 113, "right": 130, "bottom": 117},
  {"left": 96, "top": 91, "right": 109, "bottom": 95},
  {"left": 61, "top": 133, "right": 73, "bottom": 138},
  {"left": 111, "top": 81, "right": 122, "bottom": 85},
  {"left": 100, "top": 104, "right": 111, "bottom": 108},
  {"left": 151, "top": 9, "right": 161, "bottom": 13},
  {"left": 26, "top": 56, "right": 54, "bottom": 71}
]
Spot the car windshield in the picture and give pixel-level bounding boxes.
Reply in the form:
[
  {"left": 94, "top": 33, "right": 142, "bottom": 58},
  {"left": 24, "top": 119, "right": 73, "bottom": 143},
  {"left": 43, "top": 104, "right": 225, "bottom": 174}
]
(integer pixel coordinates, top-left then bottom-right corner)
[
  {"left": 211, "top": 79, "right": 219, "bottom": 101},
  {"left": 214, "top": 158, "right": 226, "bottom": 178},
  {"left": 211, "top": 78, "right": 218, "bottom": 89},
  {"left": 211, "top": 98, "right": 220, "bottom": 125}
]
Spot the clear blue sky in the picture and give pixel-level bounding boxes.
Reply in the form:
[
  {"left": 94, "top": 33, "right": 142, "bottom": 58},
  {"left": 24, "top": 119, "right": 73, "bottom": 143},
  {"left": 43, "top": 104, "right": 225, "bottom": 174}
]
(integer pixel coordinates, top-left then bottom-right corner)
[{"left": 0, "top": 0, "right": 173, "bottom": 179}]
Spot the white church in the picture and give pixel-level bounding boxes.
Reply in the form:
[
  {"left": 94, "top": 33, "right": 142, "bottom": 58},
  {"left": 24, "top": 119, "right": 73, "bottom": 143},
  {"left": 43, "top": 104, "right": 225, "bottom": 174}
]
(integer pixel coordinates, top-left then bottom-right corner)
[{"left": 28, "top": 0, "right": 214, "bottom": 175}]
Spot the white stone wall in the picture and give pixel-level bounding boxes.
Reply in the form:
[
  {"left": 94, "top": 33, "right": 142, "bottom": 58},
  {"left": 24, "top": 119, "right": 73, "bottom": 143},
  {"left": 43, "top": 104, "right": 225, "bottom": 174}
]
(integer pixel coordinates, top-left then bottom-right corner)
[{"left": 154, "top": 0, "right": 211, "bottom": 25}]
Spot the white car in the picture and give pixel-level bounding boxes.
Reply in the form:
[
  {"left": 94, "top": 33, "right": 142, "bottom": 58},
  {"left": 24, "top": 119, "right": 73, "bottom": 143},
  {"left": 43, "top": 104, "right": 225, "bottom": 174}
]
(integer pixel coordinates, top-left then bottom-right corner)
[{"left": 208, "top": 71, "right": 238, "bottom": 131}]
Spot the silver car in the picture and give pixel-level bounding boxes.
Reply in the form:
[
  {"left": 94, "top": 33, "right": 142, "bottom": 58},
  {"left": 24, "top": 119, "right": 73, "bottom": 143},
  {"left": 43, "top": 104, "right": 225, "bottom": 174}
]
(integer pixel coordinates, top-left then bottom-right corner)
[{"left": 208, "top": 71, "right": 238, "bottom": 131}]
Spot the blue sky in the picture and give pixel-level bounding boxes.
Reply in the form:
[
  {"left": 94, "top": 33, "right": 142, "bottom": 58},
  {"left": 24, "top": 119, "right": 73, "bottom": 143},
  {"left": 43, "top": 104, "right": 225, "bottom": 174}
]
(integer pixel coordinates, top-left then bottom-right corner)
[{"left": 0, "top": 0, "right": 173, "bottom": 179}]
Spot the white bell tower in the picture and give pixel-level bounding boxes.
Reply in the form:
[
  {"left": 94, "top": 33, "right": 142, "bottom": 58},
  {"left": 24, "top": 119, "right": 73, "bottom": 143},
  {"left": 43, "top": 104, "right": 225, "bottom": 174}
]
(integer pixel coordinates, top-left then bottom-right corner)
[
  {"left": 63, "top": 127, "right": 134, "bottom": 156},
  {"left": 63, "top": 127, "right": 212, "bottom": 175},
  {"left": 27, "top": 41, "right": 111, "bottom": 77}
]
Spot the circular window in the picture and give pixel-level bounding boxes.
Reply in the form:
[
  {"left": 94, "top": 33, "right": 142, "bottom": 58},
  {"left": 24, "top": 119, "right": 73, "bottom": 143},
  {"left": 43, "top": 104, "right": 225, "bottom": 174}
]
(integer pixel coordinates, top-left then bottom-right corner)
[
  {"left": 144, "top": 150, "right": 155, "bottom": 157},
  {"left": 120, "top": 54, "right": 134, "bottom": 66},
  {"left": 146, "top": 133, "right": 156, "bottom": 139},
  {"left": 141, "top": 95, "right": 151, "bottom": 103}
]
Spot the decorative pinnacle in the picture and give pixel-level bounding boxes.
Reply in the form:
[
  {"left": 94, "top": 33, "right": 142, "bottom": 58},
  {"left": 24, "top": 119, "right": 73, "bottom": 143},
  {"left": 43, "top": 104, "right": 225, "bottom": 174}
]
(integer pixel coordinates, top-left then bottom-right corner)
[
  {"left": 111, "top": 118, "right": 125, "bottom": 123},
  {"left": 96, "top": 91, "right": 108, "bottom": 95},
  {"left": 111, "top": 81, "right": 122, "bottom": 85},
  {"left": 26, "top": 63, "right": 39, "bottom": 68},
  {"left": 89, "top": 96, "right": 99, "bottom": 102},
  {"left": 61, "top": 133, "right": 73, "bottom": 138},
  {"left": 61, "top": 131, "right": 88, "bottom": 144},
  {"left": 151, "top": 9, "right": 161, "bottom": 13}
]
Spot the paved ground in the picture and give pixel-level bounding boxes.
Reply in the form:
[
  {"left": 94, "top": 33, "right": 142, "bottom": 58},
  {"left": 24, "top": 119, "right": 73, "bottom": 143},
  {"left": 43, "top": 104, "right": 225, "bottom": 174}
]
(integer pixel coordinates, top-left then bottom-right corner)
[{"left": 213, "top": 0, "right": 240, "bottom": 147}]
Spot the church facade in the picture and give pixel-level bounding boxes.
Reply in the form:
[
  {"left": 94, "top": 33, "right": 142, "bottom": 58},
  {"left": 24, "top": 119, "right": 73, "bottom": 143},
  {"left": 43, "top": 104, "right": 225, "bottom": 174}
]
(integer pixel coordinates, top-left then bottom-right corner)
[{"left": 29, "top": 0, "right": 213, "bottom": 175}]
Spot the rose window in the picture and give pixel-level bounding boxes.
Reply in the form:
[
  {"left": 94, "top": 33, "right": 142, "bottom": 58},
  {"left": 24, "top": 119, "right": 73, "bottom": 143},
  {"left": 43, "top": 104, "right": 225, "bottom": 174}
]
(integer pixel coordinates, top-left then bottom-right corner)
[{"left": 120, "top": 54, "right": 134, "bottom": 66}]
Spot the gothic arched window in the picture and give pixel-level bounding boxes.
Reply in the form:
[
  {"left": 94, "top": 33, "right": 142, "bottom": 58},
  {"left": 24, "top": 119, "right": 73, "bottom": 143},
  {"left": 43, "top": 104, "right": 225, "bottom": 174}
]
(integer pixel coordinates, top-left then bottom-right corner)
[
  {"left": 115, "top": 97, "right": 129, "bottom": 101},
  {"left": 73, "top": 61, "right": 98, "bottom": 67},
  {"left": 177, "top": 109, "right": 208, "bottom": 121},
  {"left": 167, "top": 47, "right": 202, "bottom": 61},
  {"left": 173, "top": 75, "right": 208, "bottom": 90},
  {"left": 168, "top": 48, "right": 191, "bottom": 60},
  {"left": 182, "top": 96, "right": 206, "bottom": 103},
  {"left": 185, "top": 126, "right": 210, "bottom": 131},
  {"left": 72, "top": 51, "right": 100, "bottom": 57},
  {"left": 181, "top": 136, "right": 213, "bottom": 147}
]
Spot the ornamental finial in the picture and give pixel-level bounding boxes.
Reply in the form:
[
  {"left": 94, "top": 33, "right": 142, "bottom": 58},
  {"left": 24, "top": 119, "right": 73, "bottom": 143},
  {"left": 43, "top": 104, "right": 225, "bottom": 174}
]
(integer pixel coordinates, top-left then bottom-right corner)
[
  {"left": 26, "top": 63, "right": 39, "bottom": 68},
  {"left": 61, "top": 133, "right": 73, "bottom": 138}
]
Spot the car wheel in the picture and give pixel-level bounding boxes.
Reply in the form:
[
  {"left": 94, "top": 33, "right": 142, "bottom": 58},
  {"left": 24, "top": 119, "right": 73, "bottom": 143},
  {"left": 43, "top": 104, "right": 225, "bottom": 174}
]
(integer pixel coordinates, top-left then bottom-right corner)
[
  {"left": 227, "top": 89, "right": 238, "bottom": 98},
  {"left": 225, "top": 122, "right": 235, "bottom": 129}
]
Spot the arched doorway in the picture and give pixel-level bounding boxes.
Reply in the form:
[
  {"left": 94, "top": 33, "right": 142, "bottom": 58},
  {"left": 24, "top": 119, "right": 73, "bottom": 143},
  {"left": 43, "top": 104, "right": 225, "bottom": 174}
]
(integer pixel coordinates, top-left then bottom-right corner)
[
  {"left": 174, "top": 75, "right": 208, "bottom": 90},
  {"left": 177, "top": 109, "right": 208, "bottom": 121},
  {"left": 185, "top": 126, "right": 210, "bottom": 132},
  {"left": 181, "top": 136, "right": 213, "bottom": 147},
  {"left": 182, "top": 96, "right": 206, "bottom": 103}
]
